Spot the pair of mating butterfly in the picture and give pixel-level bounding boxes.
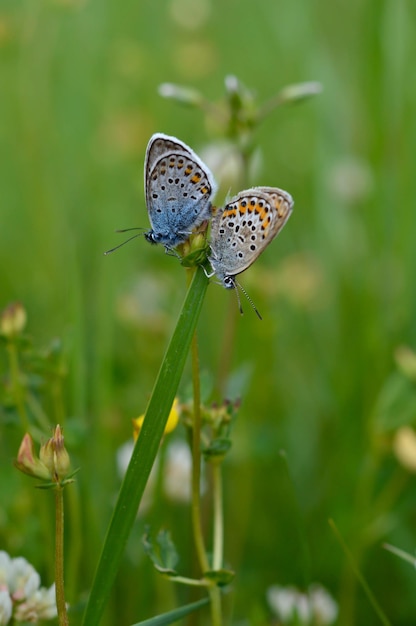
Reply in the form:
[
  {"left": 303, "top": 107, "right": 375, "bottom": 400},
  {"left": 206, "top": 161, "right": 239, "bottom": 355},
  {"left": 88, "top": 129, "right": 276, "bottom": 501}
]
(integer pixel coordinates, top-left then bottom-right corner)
[{"left": 110, "top": 133, "right": 294, "bottom": 317}]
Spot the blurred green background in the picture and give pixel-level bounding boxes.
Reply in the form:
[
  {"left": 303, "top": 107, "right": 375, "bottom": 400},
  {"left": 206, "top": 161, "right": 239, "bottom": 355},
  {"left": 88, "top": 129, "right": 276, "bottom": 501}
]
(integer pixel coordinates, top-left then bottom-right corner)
[{"left": 1, "top": 0, "right": 416, "bottom": 624}]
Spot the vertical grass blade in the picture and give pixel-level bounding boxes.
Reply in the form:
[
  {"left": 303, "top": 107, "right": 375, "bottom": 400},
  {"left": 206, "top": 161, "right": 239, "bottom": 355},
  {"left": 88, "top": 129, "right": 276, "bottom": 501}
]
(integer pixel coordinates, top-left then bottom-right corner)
[{"left": 81, "top": 267, "right": 209, "bottom": 626}]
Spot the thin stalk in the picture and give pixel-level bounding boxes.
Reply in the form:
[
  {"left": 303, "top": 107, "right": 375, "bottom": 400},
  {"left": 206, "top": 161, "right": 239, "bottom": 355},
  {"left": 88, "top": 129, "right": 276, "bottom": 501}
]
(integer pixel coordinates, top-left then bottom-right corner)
[
  {"left": 186, "top": 270, "right": 223, "bottom": 626},
  {"left": 55, "top": 486, "right": 69, "bottom": 626},
  {"left": 65, "top": 483, "right": 82, "bottom": 604},
  {"left": 212, "top": 460, "right": 224, "bottom": 572},
  {"left": 208, "top": 587, "right": 222, "bottom": 626},
  {"left": 7, "top": 342, "right": 29, "bottom": 431},
  {"left": 171, "top": 576, "right": 210, "bottom": 587},
  {"left": 187, "top": 268, "right": 209, "bottom": 575}
]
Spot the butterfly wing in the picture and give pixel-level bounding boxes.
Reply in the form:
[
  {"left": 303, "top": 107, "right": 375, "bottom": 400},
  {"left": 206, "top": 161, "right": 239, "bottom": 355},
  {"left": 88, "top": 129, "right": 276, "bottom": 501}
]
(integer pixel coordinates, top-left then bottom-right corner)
[
  {"left": 144, "top": 133, "right": 217, "bottom": 247},
  {"left": 209, "top": 186, "right": 293, "bottom": 282}
]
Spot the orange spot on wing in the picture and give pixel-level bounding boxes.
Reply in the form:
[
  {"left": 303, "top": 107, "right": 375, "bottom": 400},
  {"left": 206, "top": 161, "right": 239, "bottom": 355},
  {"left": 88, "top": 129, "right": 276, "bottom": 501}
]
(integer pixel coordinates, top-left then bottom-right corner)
[
  {"left": 257, "top": 207, "right": 268, "bottom": 221},
  {"left": 223, "top": 208, "right": 237, "bottom": 218}
]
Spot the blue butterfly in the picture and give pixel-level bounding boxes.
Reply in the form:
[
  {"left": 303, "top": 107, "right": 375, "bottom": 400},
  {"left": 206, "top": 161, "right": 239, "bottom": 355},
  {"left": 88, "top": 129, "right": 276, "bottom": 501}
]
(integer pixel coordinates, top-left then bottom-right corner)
[{"left": 144, "top": 133, "right": 217, "bottom": 249}]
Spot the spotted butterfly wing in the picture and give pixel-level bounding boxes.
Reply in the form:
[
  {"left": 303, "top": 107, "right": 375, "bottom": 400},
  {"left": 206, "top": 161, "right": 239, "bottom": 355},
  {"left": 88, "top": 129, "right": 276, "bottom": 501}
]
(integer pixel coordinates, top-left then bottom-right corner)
[
  {"left": 144, "top": 133, "right": 217, "bottom": 249},
  {"left": 208, "top": 186, "right": 293, "bottom": 288}
]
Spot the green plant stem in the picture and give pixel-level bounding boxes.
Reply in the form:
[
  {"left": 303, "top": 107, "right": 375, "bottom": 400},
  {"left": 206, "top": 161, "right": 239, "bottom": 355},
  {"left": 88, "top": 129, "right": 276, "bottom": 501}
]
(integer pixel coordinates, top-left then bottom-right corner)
[
  {"left": 65, "top": 483, "right": 82, "bottom": 604},
  {"left": 171, "top": 576, "right": 209, "bottom": 587},
  {"left": 7, "top": 341, "right": 29, "bottom": 431},
  {"left": 208, "top": 586, "right": 222, "bottom": 626},
  {"left": 188, "top": 270, "right": 209, "bottom": 575},
  {"left": 55, "top": 486, "right": 69, "bottom": 626},
  {"left": 187, "top": 269, "right": 223, "bottom": 626},
  {"left": 212, "top": 460, "right": 223, "bottom": 572}
]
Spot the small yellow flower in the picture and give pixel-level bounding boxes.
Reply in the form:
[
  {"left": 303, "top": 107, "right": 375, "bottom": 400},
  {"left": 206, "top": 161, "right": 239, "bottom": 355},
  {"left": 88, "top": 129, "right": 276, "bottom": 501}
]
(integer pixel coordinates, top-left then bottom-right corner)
[{"left": 133, "top": 398, "right": 180, "bottom": 441}]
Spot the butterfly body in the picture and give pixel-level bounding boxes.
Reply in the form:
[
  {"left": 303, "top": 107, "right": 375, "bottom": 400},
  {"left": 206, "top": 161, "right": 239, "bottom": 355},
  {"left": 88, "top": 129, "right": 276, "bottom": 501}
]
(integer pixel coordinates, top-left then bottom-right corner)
[
  {"left": 144, "top": 133, "right": 217, "bottom": 249},
  {"left": 208, "top": 186, "right": 294, "bottom": 288}
]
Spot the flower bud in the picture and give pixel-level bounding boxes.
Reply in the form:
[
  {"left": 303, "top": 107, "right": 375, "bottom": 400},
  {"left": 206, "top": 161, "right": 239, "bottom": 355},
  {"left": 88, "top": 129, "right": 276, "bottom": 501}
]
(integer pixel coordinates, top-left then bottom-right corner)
[
  {"left": 15, "top": 434, "right": 51, "bottom": 481},
  {"left": 40, "top": 425, "right": 71, "bottom": 481}
]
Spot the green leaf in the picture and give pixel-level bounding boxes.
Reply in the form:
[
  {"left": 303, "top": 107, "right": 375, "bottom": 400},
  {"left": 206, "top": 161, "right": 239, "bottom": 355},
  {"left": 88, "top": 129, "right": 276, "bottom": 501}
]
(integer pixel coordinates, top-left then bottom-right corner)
[
  {"left": 143, "top": 529, "right": 179, "bottom": 576},
  {"left": 81, "top": 268, "right": 209, "bottom": 626},
  {"left": 130, "top": 598, "right": 209, "bottom": 626}
]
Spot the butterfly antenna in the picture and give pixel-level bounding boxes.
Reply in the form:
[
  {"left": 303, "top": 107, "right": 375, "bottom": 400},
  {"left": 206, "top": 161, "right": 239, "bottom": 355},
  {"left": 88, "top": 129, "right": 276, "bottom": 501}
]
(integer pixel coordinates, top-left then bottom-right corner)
[
  {"left": 235, "top": 280, "right": 262, "bottom": 320},
  {"left": 115, "top": 227, "right": 147, "bottom": 234},
  {"left": 104, "top": 232, "right": 142, "bottom": 255},
  {"left": 233, "top": 281, "right": 244, "bottom": 316}
]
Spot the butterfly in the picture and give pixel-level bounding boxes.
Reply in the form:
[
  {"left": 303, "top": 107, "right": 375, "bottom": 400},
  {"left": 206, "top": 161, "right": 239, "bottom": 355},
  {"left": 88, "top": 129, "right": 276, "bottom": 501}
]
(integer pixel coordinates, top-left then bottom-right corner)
[
  {"left": 144, "top": 133, "right": 217, "bottom": 250},
  {"left": 207, "top": 186, "right": 293, "bottom": 316}
]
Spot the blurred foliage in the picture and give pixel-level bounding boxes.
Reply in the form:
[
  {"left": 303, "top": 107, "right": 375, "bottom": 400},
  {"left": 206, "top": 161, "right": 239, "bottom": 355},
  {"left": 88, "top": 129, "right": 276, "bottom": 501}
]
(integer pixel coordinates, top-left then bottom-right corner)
[{"left": 1, "top": 0, "right": 416, "bottom": 624}]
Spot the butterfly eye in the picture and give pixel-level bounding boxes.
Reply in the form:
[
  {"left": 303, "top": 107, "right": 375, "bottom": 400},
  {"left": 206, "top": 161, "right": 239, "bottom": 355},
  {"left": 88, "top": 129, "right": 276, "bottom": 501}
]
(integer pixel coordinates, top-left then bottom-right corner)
[{"left": 223, "top": 276, "right": 235, "bottom": 289}]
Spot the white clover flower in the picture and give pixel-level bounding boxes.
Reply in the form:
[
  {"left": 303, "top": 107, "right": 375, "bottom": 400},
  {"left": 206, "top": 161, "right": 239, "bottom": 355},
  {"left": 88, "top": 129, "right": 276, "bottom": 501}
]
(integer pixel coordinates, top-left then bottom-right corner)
[
  {"left": 14, "top": 584, "right": 57, "bottom": 623},
  {"left": 8, "top": 557, "right": 40, "bottom": 601},
  {"left": 0, "top": 590, "right": 12, "bottom": 625},
  {"left": 0, "top": 552, "right": 57, "bottom": 624},
  {"left": 309, "top": 584, "right": 338, "bottom": 625},
  {"left": 116, "top": 440, "right": 135, "bottom": 477},
  {"left": 267, "top": 583, "right": 338, "bottom": 625},
  {"left": 267, "top": 585, "right": 311, "bottom": 623},
  {"left": 0, "top": 552, "right": 12, "bottom": 589},
  {"left": 116, "top": 441, "right": 159, "bottom": 515},
  {"left": 163, "top": 440, "right": 193, "bottom": 503}
]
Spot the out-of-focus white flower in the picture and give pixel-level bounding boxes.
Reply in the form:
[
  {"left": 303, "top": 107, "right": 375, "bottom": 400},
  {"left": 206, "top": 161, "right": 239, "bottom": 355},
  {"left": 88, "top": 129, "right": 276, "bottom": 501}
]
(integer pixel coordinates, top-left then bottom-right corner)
[
  {"left": 0, "top": 552, "right": 56, "bottom": 623},
  {"left": 162, "top": 439, "right": 206, "bottom": 503},
  {"left": 116, "top": 441, "right": 159, "bottom": 515},
  {"left": 14, "top": 584, "right": 57, "bottom": 622},
  {"left": 267, "top": 583, "right": 338, "bottom": 625},
  {"left": 116, "top": 440, "right": 135, "bottom": 477},
  {"left": 309, "top": 584, "right": 339, "bottom": 624},
  {"left": 0, "top": 551, "right": 12, "bottom": 587},
  {"left": 163, "top": 440, "right": 193, "bottom": 503},
  {"left": 0, "top": 590, "right": 12, "bottom": 625},
  {"left": 267, "top": 585, "right": 311, "bottom": 623},
  {"left": 200, "top": 142, "right": 262, "bottom": 192},
  {"left": 1, "top": 555, "right": 40, "bottom": 601}
]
